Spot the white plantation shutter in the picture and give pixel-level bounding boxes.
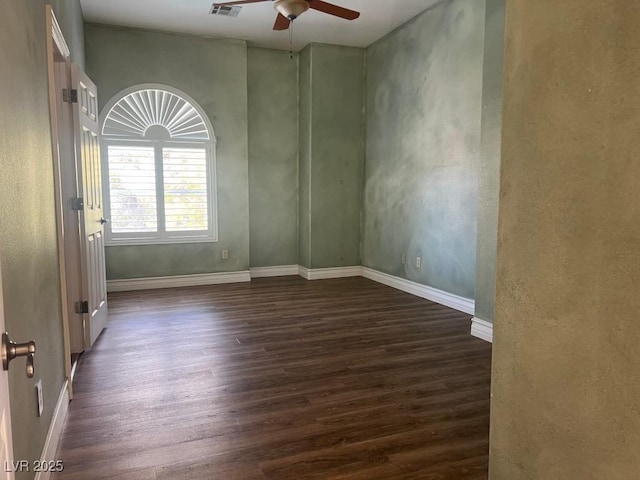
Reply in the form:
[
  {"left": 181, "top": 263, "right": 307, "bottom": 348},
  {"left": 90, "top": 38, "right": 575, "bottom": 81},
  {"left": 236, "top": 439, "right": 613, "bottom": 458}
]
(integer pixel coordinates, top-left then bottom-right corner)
[
  {"left": 107, "top": 146, "right": 157, "bottom": 233},
  {"left": 101, "top": 85, "right": 217, "bottom": 245},
  {"left": 163, "top": 148, "right": 208, "bottom": 232}
]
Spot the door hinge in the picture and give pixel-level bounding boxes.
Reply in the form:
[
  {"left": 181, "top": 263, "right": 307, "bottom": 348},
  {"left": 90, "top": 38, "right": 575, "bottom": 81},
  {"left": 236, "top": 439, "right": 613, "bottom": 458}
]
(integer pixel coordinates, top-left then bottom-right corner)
[
  {"left": 62, "top": 88, "right": 78, "bottom": 103},
  {"left": 70, "top": 197, "right": 84, "bottom": 211},
  {"left": 75, "top": 301, "right": 89, "bottom": 314}
]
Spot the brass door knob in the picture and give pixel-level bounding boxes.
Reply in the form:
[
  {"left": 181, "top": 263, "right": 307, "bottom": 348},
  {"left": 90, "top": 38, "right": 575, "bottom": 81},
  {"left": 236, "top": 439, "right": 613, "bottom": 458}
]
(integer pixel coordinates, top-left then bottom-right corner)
[{"left": 1, "top": 332, "right": 36, "bottom": 378}]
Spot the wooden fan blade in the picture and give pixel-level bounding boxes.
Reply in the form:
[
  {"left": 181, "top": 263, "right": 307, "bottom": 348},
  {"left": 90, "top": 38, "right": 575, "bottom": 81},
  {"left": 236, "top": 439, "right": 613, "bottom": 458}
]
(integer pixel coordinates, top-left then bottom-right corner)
[
  {"left": 212, "top": 0, "right": 269, "bottom": 6},
  {"left": 273, "top": 13, "right": 291, "bottom": 30},
  {"left": 309, "top": 0, "right": 360, "bottom": 20}
]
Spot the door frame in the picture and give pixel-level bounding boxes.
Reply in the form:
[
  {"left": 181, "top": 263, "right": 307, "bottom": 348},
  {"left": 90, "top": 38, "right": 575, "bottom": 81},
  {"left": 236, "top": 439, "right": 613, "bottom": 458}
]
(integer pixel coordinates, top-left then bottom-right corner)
[{"left": 45, "top": 5, "right": 76, "bottom": 399}]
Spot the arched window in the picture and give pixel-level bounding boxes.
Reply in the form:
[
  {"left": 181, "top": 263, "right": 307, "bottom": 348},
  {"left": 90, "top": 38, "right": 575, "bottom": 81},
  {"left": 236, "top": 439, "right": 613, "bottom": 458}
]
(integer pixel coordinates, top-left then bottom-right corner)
[{"left": 101, "top": 85, "right": 217, "bottom": 245}]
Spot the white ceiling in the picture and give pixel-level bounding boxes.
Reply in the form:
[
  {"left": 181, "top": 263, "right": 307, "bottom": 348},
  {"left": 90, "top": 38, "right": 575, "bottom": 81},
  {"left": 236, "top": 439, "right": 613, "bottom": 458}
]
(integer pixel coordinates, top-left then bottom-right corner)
[{"left": 80, "top": 0, "right": 443, "bottom": 51}]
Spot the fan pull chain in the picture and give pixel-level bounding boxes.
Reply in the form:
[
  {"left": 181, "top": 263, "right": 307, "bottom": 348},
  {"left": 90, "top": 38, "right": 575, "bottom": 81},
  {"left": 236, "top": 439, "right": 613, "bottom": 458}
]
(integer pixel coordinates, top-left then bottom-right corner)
[{"left": 289, "top": 20, "right": 294, "bottom": 59}]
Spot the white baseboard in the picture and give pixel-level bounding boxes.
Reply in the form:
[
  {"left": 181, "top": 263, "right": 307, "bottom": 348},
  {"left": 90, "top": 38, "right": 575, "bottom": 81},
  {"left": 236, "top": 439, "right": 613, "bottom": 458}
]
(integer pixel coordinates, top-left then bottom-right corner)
[
  {"left": 361, "top": 267, "right": 475, "bottom": 315},
  {"left": 298, "top": 265, "right": 363, "bottom": 280},
  {"left": 106, "top": 267, "right": 478, "bottom": 322},
  {"left": 297, "top": 266, "right": 310, "bottom": 280},
  {"left": 295, "top": 266, "right": 475, "bottom": 316},
  {"left": 34, "top": 381, "right": 69, "bottom": 480},
  {"left": 250, "top": 265, "right": 299, "bottom": 278},
  {"left": 471, "top": 317, "right": 493, "bottom": 343},
  {"left": 107, "top": 271, "right": 251, "bottom": 292}
]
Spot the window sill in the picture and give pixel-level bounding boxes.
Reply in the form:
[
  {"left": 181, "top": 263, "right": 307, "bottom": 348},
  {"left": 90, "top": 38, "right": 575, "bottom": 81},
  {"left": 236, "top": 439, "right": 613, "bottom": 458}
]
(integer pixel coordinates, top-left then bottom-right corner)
[{"left": 105, "top": 236, "right": 218, "bottom": 247}]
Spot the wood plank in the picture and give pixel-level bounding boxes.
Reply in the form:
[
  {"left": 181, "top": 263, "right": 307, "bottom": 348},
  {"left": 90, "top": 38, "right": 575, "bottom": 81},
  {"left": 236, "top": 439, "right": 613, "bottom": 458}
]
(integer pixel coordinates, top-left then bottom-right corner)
[{"left": 54, "top": 276, "right": 491, "bottom": 479}]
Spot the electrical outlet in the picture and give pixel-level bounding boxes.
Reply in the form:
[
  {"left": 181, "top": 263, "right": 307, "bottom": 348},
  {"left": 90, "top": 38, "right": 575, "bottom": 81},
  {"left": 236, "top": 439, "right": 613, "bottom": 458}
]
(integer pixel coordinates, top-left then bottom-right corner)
[
  {"left": 35, "top": 379, "right": 43, "bottom": 417},
  {"left": 401, "top": 254, "right": 406, "bottom": 265},
  {"left": 416, "top": 257, "right": 421, "bottom": 269},
  {"left": 221, "top": 249, "right": 229, "bottom": 260}
]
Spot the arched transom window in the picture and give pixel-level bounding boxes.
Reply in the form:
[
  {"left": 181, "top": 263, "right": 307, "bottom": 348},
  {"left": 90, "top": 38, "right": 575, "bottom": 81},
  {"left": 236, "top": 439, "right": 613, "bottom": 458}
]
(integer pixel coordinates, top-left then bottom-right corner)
[{"left": 101, "top": 85, "right": 217, "bottom": 245}]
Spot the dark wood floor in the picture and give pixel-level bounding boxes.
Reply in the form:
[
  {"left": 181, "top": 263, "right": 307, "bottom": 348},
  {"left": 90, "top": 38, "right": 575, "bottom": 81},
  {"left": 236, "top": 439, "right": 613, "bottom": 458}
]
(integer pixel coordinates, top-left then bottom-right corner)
[{"left": 55, "top": 276, "right": 492, "bottom": 479}]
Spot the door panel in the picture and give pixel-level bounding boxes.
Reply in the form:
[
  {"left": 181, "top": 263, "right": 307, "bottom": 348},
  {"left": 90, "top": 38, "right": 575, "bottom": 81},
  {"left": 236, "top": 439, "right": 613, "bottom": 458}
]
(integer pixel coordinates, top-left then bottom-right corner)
[
  {"left": 0, "top": 260, "right": 15, "bottom": 480},
  {"left": 71, "top": 64, "right": 108, "bottom": 348}
]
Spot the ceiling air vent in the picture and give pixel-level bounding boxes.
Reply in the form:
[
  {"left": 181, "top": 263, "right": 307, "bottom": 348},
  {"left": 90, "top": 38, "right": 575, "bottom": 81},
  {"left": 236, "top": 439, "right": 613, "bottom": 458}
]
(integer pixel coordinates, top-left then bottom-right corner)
[{"left": 210, "top": 4, "right": 242, "bottom": 17}]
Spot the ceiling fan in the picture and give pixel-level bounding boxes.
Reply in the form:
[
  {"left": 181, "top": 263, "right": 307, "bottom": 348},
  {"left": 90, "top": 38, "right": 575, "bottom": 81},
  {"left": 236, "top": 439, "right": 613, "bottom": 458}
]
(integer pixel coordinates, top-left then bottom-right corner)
[{"left": 213, "top": 0, "right": 360, "bottom": 30}]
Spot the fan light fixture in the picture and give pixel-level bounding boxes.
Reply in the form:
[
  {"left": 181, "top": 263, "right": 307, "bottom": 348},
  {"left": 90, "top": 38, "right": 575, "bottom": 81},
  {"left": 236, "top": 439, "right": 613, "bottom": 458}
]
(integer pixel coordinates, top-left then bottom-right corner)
[{"left": 274, "top": 0, "right": 310, "bottom": 20}]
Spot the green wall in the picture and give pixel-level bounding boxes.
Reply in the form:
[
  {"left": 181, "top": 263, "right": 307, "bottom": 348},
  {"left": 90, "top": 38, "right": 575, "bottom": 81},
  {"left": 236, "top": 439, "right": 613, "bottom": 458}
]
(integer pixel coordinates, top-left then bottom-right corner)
[
  {"left": 491, "top": 0, "right": 640, "bottom": 477},
  {"left": 298, "top": 44, "right": 364, "bottom": 269},
  {"left": 474, "top": 0, "right": 505, "bottom": 322},
  {"left": 86, "top": 4, "right": 492, "bottom": 313},
  {"left": 247, "top": 47, "right": 299, "bottom": 268},
  {"left": 88, "top": 29, "right": 364, "bottom": 279},
  {"left": 362, "top": 0, "right": 485, "bottom": 299},
  {"left": 298, "top": 46, "right": 312, "bottom": 268},
  {"left": 85, "top": 25, "right": 250, "bottom": 278},
  {"left": 0, "top": 1, "right": 83, "bottom": 478}
]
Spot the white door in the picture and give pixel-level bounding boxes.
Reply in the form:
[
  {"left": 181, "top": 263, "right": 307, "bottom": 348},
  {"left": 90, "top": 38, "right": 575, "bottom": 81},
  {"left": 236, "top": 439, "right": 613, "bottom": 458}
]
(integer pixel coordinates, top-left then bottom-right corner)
[
  {"left": 71, "top": 64, "right": 108, "bottom": 348},
  {"left": 0, "top": 261, "right": 15, "bottom": 480}
]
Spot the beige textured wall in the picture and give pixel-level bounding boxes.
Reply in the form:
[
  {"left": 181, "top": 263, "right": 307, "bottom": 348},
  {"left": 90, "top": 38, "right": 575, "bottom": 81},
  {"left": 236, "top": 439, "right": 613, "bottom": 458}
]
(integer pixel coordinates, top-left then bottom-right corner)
[{"left": 490, "top": 1, "right": 640, "bottom": 479}]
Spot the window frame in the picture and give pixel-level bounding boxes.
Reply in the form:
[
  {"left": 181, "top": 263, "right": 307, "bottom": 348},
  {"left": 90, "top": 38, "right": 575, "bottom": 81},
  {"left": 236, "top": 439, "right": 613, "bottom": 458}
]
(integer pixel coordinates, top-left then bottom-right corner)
[{"left": 100, "top": 85, "right": 218, "bottom": 246}]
